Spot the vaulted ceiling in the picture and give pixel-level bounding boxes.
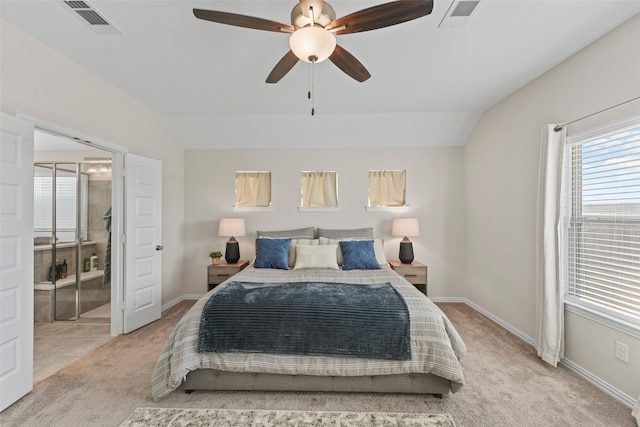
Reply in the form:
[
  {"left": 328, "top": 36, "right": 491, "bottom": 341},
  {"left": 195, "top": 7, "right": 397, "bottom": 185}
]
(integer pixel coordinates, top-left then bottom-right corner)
[{"left": 2, "top": 1, "right": 639, "bottom": 149}]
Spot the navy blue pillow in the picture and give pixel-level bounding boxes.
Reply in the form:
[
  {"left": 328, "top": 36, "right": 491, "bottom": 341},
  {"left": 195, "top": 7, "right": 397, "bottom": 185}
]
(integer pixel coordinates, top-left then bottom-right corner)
[
  {"left": 340, "top": 240, "right": 381, "bottom": 270},
  {"left": 254, "top": 238, "right": 291, "bottom": 270}
]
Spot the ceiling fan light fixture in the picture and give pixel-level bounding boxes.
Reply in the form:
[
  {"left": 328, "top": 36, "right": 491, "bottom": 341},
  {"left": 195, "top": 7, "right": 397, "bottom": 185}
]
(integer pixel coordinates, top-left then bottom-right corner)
[{"left": 289, "top": 26, "right": 336, "bottom": 63}]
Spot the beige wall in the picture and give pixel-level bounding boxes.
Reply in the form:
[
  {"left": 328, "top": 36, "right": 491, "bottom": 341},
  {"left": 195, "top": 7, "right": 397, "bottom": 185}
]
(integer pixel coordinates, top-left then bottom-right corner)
[
  {"left": 464, "top": 14, "right": 640, "bottom": 399},
  {"left": 1, "top": 19, "right": 186, "bottom": 304},
  {"left": 183, "top": 147, "right": 466, "bottom": 298}
]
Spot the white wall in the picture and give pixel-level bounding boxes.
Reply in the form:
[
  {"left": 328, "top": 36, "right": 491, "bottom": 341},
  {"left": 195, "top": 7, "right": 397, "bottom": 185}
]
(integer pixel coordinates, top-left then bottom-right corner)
[
  {"left": 183, "top": 147, "right": 465, "bottom": 298},
  {"left": 464, "top": 14, "right": 640, "bottom": 400},
  {"left": 1, "top": 19, "right": 186, "bottom": 304}
]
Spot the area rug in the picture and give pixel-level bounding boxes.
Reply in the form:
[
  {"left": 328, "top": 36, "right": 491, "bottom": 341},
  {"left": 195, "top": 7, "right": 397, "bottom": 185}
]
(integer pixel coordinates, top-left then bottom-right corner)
[{"left": 120, "top": 407, "right": 456, "bottom": 426}]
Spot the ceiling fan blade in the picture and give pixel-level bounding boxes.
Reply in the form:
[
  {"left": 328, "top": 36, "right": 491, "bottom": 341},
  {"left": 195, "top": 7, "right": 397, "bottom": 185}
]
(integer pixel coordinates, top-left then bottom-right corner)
[
  {"left": 266, "top": 50, "right": 300, "bottom": 83},
  {"left": 328, "top": 1, "right": 433, "bottom": 35},
  {"left": 329, "top": 45, "right": 371, "bottom": 82},
  {"left": 193, "top": 9, "right": 294, "bottom": 33}
]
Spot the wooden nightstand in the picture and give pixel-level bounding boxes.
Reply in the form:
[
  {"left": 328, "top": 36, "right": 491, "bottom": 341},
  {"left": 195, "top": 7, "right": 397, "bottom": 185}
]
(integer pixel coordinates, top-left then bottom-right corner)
[
  {"left": 389, "top": 260, "right": 428, "bottom": 295},
  {"left": 207, "top": 259, "right": 249, "bottom": 291}
]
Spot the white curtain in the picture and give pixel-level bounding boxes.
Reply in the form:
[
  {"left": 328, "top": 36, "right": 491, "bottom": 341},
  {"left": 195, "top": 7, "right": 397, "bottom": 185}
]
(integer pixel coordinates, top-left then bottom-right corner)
[
  {"left": 300, "top": 171, "right": 338, "bottom": 207},
  {"left": 368, "top": 170, "right": 406, "bottom": 207},
  {"left": 235, "top": 171, "right": 271, "bottom": 207},
  {"left": 535, "top": 124, "right": 567, "bottom": 367}
]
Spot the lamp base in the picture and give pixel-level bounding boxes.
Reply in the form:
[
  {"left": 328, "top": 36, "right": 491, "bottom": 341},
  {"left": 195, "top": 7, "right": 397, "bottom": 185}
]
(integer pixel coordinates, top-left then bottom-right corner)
[
  {"left": 225, "top": 241, "right": 240, "bottom": 264},
  {"left": 399, "top": 241, "right": 414, "bottom": 264}
]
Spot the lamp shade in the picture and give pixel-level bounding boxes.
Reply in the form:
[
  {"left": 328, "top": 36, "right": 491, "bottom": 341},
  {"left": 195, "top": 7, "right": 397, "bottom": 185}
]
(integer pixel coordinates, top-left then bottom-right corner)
[
  {"left": 392, "top": 218, "right": 420, "bottom": 237},
  {"left": 289, "top": 26, "right": 336, "bottom": 63},
  {"left": 218, "top": 218, "right": 246, "bottom": 237}
]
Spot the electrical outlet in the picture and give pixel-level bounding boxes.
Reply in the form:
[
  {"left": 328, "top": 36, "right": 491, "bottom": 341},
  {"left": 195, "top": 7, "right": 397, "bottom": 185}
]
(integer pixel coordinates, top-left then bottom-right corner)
[{"left": 615, "top": 341, "right": 629, "bottom": 363}]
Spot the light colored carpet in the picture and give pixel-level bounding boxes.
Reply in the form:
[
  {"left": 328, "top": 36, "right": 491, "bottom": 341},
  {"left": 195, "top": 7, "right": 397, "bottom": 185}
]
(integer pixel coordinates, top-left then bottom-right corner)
[
  {"left": 0, "top": 301, "right": 636, "bottom": 427},
  {"left": 120, "top": 407, "right": 455, "bottom": 427}
]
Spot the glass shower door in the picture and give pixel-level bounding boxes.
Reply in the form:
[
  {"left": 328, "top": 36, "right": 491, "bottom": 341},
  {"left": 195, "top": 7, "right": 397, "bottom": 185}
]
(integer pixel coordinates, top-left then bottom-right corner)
[
  {"left": 34, "top": 161, "right": 108, "bottom": 322},
  {"left": 33, "top": 165, "right": 56, "bottom": 323},
  {"left": 53, "top": 164, "right": 80, "bottom": 321},
  {"left": 33, "top": 163, "right": 78, "bottom": 321}
]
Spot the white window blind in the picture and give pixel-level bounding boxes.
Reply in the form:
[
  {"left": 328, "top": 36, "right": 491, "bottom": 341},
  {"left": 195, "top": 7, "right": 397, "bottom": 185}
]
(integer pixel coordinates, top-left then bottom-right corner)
[
  {"left": 33, "top": 167, "right": 88, "bottom": 242},
  {"left": 300, "top": 171, "right": 338, "bottom": 207},
  {"left": 33, "top": 176, "right": 77, "bottom": 231},
  {"left": 33, "top": 173, "right": 53, "bottom": 231},
  {"left": 564, "top": 116, "right": 640, "bottom": 323},
  {"left": 235, "top": 171, "right": 271, "bottom": 207},
  {"left": 368, "top": 170, "right": 406, "bottom": 207}
]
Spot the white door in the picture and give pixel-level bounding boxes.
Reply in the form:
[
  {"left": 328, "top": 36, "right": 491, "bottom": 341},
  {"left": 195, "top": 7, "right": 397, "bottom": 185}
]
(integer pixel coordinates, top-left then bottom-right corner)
[
  {"left": 123, "top": 153, "right": 162, "bottom": 333},
  {"left": 0, "top": 113, "right": 34, "bottom": 411}
]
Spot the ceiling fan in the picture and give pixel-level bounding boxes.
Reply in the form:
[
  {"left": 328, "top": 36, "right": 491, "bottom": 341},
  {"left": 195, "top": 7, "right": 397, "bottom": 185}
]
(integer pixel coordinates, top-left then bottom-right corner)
[{"left": 193, "top": 0, "right": 434, "bottom": 84}]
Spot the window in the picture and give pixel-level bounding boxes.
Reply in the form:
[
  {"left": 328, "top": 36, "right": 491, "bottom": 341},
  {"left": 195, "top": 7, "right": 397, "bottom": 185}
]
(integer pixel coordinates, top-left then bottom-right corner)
[
  {"left": 564, "top": 116, "right": 640, "bottom": 324},
  {"left": 33, "top": 165, "right": 88, "bottom": 243},
  {"left": 300, "top": 171, "right": 338, "bottom": 208},
  {"left": 368, "top": 170, "right": 406, "bottom": 207},
  {"left": 235, "top": 171, "right": 271, "bottom": 208}
]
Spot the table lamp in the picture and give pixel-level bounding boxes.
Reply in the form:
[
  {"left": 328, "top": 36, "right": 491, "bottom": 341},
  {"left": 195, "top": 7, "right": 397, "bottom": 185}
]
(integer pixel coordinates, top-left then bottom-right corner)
[
  {"left": 218, "top": 218, "right": 246, "bottom": 264},
  {"left": 392, "top": 218, "right": 420, "bottom": 264}
]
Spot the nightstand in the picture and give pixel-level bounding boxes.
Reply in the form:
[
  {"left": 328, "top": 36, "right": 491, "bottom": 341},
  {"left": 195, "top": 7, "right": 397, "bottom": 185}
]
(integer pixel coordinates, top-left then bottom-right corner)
[
  {"left": 207, "top": 259, "right": 249, "bottom": 291},
  {"left": 389, "top": 260, "right": 428, "bottom": 295}
]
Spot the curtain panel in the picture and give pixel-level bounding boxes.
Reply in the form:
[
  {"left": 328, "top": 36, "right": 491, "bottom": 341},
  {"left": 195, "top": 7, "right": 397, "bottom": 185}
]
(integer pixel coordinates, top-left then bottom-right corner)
[
  {"left": 368, "top": 170, "right": 406, "bottom": 207},
  {"left": 235, "top": 171, "right": 271, "bottom": 207},
  {"left": 300, "top": 171, "right": 338, "bottom": 207},
  {"left": 535, "top": 124, "right": 567, "bottom": 367}
]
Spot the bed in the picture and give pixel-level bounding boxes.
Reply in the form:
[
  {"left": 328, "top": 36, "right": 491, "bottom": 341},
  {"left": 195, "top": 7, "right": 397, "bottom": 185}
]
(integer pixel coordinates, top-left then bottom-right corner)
[{"left": 151, "top": 228, "right": 466, "bottom": 401}]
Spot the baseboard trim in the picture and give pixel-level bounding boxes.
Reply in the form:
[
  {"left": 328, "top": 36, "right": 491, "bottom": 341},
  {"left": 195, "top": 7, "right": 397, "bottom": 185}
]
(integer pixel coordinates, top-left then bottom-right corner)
[
  {"left": 462, "top": 298, "right": 535, "bottom": 346},
  {"left": 428, "top": 296, "right": 465, "bottom": 303},
  {"left": 161, "top": 294, "right": 202, "bottom": 312},
  {"left": 461, "top": 298, "right": 635, "bottom": 409},
  {"left": 560, "top": 358, "right": 636, "bottom": 408}
]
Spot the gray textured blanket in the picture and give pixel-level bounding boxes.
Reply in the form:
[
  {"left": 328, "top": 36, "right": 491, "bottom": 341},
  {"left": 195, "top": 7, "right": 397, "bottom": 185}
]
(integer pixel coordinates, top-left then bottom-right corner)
[{"left": 198, "top": 281, "right": 411, "bottom": 360}]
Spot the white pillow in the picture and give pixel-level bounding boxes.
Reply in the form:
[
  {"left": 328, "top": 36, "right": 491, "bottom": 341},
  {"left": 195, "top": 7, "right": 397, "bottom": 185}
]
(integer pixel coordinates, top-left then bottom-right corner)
[
  {"left": 289, "top": 238, "right": 319, "bottom": 267},
  {"left": 293, "top": 244, "right": 339, "bottom": 270},
  {"left": 319, "top": 237, "right": 387, "bottom": 266}
]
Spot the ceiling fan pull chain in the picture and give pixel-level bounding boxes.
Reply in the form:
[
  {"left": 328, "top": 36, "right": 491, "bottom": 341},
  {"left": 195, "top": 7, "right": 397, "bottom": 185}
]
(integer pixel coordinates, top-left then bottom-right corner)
[
  {"left": 311, "top": 61, "right": 315, "bottom": 116},
  {"left": 309, "top": 4, "right": 316, "bottom": 116},
  {"left": 308, "top": 62, "right": 311, "bottom": 100}
]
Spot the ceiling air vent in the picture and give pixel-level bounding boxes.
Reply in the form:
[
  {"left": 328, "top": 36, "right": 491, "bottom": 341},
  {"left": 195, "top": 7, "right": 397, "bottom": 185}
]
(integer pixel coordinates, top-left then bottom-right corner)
[
  {"left": 439, "top": 0, "right": 481, "bottom": 28},
  {"left": 60, "top": 0, "right": 122, "bottom": 35}
]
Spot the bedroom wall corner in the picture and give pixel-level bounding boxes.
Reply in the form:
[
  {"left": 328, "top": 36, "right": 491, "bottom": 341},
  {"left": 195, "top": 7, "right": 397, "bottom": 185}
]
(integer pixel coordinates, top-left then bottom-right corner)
[{"left": 463, "top": 13, "right": 640, "bottom": 401}]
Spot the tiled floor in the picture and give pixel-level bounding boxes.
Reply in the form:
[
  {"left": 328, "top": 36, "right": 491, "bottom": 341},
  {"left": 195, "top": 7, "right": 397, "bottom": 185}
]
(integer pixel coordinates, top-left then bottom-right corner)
[
  {"left": 34, "top": 318, "right": 112, "bottom": 384},
  {"left": 82, "top": 302, "right": 111, "bottom": 318}
]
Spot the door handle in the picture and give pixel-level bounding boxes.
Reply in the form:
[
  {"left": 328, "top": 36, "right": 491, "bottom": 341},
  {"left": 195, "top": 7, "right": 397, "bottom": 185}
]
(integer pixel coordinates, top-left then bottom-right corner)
[{"left": 156, "top": 245, "right": 164, "bottom": 251}]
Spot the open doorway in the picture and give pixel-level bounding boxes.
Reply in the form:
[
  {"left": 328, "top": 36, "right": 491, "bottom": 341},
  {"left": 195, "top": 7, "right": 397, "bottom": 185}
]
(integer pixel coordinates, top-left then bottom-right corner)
[
  {"left": 27, "top": 115, "right": 163, "bottom": 336},
  {"left": 1, "top": 113, "right": 163, "bottom": 404},
  {"left": 32, "top": 129, "right": 114, "bottom": 383},
  {"left": 33, "top": 130, "right": 113, "bottom": 322}
]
